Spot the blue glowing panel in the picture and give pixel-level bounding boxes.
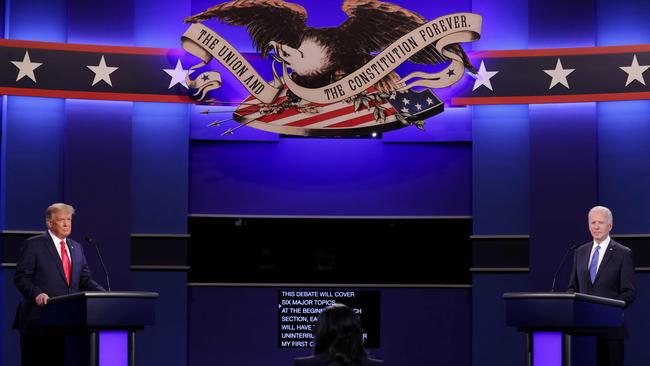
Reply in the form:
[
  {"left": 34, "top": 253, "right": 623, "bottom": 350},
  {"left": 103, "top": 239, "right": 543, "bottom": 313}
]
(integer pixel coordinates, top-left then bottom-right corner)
[
  {"left": 597, "top": 0, "right": 650, "bottom": 46},
  {"left": 528, "top": 0, "right": 595, "bottom": 48},
  {"left": 1, "top": 0, "right": 5, "bottom": 38},
  {"left": 5, "top": 0, "right": 66, "bottom": 42},
  {"left": 382, "top": 106, "right": 471, "bottom": 142},
  {"left": 472, "top": 0, "right": 528, "bottom": 50},
  {"left": 132, "top": 102, "right": 190, "bottom": 233},
  {"left": 190, "top": 139, "right": 471, "bottom": 216},
  {"left": 0, "top": 96, "right": 4, "bottom": 231},
  {"left": 3, "top": 96, "right": 65, "bottom": 230},
  {"left": 472, "top": 273, "right": 528, "bottom": 366},
  {"left": 625, "top": 273, "right": 650, "bottom": 364},
  {"left": 472, "top": 104, "right": 529, "bottom": 235},
  {"left": 134, "top": 0, "right": 191, "bottom": 48},
  {"left": 99, "top": 331, "right": 128, "bottom": 366},
  {"left": 597, "top": 101, "right": 650, "bottom": 233},
  {"left": 67, "top": 0, "right": 134, "bottom": 46},
  {"left": 132, "top": 271, "right": 187, "bottom": 366},
  {"left": 529, "top": 102, "right": 597, "bottom": 290},
  {"left": 533, "top": 332, "right": 562, "bottom": 366},
  {"left": 64, "top": 99, "right": 132, "bottom": 290}
]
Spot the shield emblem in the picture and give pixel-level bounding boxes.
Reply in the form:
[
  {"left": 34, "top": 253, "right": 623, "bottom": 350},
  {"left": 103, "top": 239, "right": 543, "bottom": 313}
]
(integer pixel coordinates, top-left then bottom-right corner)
[{"left": 233, "top": 87, "right": 444, "bottom": 137}]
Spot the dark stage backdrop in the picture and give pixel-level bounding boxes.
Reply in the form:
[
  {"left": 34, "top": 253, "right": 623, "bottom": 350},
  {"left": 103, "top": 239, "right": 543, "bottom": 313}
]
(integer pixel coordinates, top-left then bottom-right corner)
[
  {"left": 188, "top": 217, "right": 472, "bottom": 285},
  {"left": 187, "top": 217, "right": 472, "bottom": 366}
]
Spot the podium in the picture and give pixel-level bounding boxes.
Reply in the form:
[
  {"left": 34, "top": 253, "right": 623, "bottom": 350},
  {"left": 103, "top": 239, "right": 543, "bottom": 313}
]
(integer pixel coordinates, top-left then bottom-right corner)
[
  {"left": 40, "top": 291, "right": 158, "bottom": 366},
  {"left": 503, "top": 292, "right": 625, "bottom": 366}
]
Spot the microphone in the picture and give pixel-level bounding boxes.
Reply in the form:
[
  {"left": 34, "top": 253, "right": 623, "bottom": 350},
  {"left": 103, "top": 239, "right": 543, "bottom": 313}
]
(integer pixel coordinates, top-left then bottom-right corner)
[
  {"left": 85, "top": 236, "right": 112, "bottom": 291},
  {"left": 551, "top": 243, "right": 579, "bottom": 292}
]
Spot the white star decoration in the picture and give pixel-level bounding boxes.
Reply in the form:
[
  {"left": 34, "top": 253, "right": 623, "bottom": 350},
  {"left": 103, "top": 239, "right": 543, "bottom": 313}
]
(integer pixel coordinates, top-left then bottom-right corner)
[
  {"left": 87, "top": 56, "right": 118, "bottom": 86},
  {"left": 12, "top": 46, "right": 649, "bottom": 103},
  {"left": 163, "top": 59, "right": 194, "bottom": 89},
  {"left": 472, "top": 61, "right": 498, "bottom": 91},
  {"left": 619, "top": 55, "right": 650, "bottom": 86},
  {"left": 543, "top": 59, "right": 575, "bottom": 89},
  {"left": 11, "top": 51, "right": 43, "bottom": 83}
]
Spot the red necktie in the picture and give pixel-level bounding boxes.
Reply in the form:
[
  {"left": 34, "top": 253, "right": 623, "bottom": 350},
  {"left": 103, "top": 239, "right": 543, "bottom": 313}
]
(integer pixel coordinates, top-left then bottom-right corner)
[{"left": 60, "top": 240, "right": 71, "bottom": 285}]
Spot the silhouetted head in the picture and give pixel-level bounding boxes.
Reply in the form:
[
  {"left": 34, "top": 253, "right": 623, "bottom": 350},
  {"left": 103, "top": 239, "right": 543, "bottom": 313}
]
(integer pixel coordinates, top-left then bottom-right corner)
[{"left": 314, "top": 303, "right": 367, "bottom": 366}]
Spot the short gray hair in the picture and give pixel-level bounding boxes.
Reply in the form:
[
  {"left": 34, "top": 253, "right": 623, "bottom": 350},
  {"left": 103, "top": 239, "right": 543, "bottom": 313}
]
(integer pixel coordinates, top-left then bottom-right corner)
[
  {"left": 589, "top": 206, "right": 613, "bottom": 225},
  {"left": 46, "top": 203, "right": 75, "bottom": 220}
]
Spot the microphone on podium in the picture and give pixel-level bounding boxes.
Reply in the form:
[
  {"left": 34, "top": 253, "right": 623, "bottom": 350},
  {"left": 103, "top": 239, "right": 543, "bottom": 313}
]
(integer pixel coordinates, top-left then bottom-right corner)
[
  {"left": 85, "top": 236, "right": 112, "bottom": 291},
  {"left": 550, "top": 243, "right": 580, "bottom": 292}
]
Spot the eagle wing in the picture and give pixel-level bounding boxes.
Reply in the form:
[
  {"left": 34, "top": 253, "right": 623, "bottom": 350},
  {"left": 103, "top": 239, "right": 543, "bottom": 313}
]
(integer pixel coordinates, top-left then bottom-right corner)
[
  {"left": 185, "top": 0, "right": 307, "bottom": 58},
  {"left": 339, "top": 0, "right": 475, "bottom": 72}
]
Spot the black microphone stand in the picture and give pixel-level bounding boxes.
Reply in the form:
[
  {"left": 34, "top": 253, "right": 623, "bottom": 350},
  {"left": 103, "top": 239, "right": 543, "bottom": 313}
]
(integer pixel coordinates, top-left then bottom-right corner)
[
  {"left": 551, "top": 244, "right": 579, "bottom": 292},
  {"left": 85, "top": 236, "right": 112, "bottom": 291}
]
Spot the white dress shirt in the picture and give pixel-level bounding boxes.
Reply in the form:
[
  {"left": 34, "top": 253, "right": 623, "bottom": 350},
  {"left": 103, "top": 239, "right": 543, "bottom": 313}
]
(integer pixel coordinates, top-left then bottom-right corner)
[{"left": 48, "top": 230, "right": 71, "bottom": 261}]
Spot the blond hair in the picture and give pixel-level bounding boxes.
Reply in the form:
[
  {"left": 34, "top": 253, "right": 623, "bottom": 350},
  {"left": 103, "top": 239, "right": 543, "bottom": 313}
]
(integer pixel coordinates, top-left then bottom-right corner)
[{"left": 46, "top": 203, "right": 75, "bottom": 221}]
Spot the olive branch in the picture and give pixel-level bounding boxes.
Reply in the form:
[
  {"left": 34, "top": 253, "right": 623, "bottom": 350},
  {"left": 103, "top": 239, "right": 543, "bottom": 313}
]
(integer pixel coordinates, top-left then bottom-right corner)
[{"left": 348, "top": 92, "right": 427, "bottom": 131}]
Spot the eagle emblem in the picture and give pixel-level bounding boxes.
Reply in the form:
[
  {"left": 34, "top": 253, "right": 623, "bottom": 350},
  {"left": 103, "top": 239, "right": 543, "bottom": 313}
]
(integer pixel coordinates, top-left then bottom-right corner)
[{"left": 182, "top": 0, "right": 482, "bottom": 136}]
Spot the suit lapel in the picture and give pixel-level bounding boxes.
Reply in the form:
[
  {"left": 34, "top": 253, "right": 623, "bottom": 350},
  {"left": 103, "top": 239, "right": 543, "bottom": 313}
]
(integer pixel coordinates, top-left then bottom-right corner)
[
  {"left": 581, "top": 245, "right": 591, "bottom": 270},
  {"left": 594, "top": 241, "right": 617, "bottom": 284},
  {"left": 45, "top": 235, "right": 69, "bottom": 285},
  {"left": 68, "top": 240, "right": 79, "bottom": 285}
]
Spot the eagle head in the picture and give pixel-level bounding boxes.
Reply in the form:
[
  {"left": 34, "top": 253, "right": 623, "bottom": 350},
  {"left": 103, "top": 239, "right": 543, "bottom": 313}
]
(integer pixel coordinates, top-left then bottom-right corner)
[{"left": 269, "top": 36, "right": 333, "bottom": 79}]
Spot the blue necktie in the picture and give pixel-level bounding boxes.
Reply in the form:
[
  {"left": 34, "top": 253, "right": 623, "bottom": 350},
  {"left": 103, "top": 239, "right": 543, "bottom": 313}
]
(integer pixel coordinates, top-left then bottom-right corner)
[{"left": 589, "top": 245, "right": 600, "bottom": 283}]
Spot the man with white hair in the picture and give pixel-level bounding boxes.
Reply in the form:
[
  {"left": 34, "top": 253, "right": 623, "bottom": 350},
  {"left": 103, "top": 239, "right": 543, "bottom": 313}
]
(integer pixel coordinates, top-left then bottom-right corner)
[
  {"left": 13, "top": 203, "right": 105, "bottom": 366},
  {"left": 568, "top": 206, "right": 636, "bottom": 366}
]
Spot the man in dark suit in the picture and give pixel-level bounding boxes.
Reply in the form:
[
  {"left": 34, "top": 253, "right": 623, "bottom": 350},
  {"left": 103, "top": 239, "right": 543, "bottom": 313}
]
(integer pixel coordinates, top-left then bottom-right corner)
[
  {"left": 13, "top": 203, "right": 105, "bottom": 366},
  {"left": 568, "top": 206, "right": 636, "bottom": 366}
]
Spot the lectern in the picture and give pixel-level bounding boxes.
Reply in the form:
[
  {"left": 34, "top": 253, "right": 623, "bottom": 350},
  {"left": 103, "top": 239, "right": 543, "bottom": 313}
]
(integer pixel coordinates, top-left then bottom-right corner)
[
  {"left": 503, "top": 292, "right": 625, "bottom": 366},
  {"left": 40, "top": 291, "right": 158, "bottom": 366}
]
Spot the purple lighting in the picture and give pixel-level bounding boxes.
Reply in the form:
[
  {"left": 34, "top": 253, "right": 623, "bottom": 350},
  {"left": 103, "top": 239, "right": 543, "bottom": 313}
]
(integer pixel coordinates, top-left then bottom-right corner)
[
  {"left": 99, "top": 331, "right": 128, "bottom": 366},
  {"left": 533, "top": 332, "right": 562, "bottom": 366}
]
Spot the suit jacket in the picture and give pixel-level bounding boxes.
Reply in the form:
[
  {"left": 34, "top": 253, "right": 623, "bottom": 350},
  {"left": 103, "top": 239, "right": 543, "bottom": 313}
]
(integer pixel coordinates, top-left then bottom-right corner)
[
  {"left": 13, "top": 233, "right": 105, "bottom": 333},
  {"left": 294, "top": 353, "right": 384, "bottom": 366},
  {"left": 568, "top": 239, "right": 636, "bottom": 338}
]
